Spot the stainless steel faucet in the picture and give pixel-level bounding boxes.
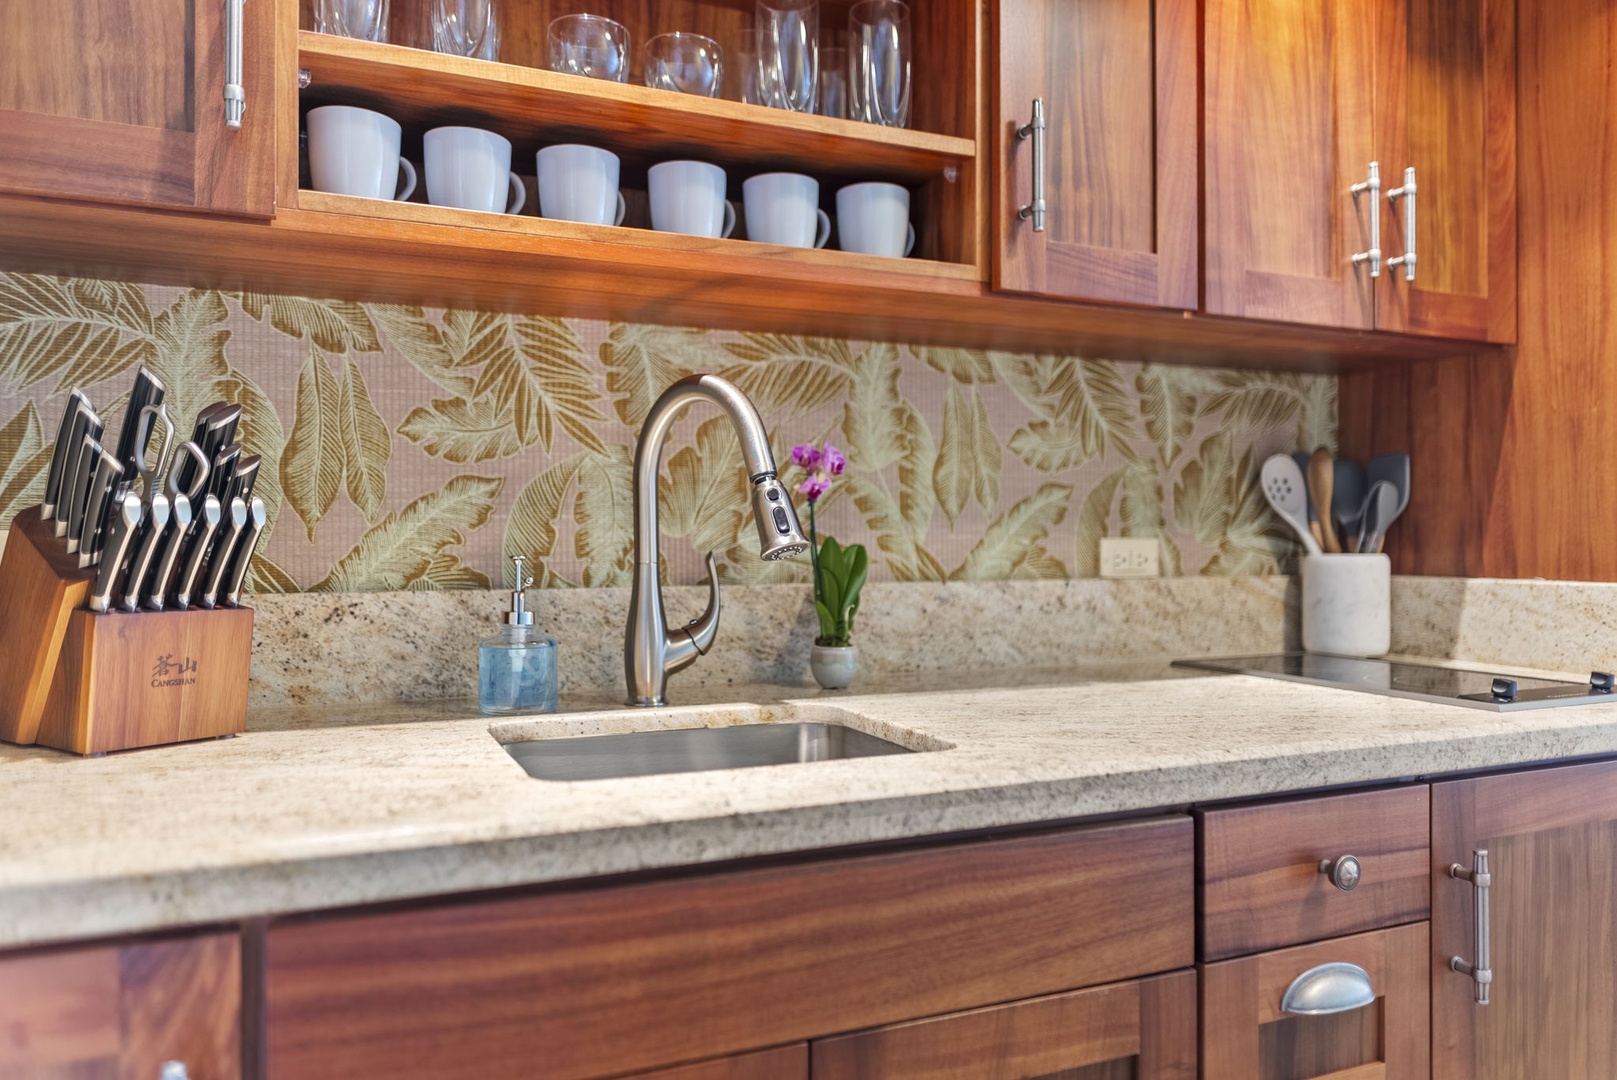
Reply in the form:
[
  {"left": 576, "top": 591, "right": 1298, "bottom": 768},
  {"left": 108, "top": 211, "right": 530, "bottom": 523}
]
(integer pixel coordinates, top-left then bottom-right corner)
[{"left": 626, "top": 375, "right": 809, "bottom": 706}]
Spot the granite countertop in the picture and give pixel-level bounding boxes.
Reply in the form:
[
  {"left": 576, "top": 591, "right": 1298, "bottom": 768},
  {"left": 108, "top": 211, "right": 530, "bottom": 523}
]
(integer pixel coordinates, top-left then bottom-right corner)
[{"left": 7, "top": 662, "right": 1617, "bottom": 950}]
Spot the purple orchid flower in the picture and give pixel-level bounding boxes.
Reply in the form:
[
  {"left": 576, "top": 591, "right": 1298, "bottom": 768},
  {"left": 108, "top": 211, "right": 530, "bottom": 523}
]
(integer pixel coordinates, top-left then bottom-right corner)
[
  {"left": 790, "top": 443, "right": 823, "bottom": 471},
  {"left": 821, "top": 444, "right": 846, "bottom": 476},
  {"left": 797, "top": 474, "right": 831, "bottom": 502}
]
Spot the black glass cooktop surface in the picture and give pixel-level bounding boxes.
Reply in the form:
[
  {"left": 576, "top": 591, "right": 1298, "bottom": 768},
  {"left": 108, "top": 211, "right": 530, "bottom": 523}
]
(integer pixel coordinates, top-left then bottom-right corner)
[{"left": 1174, "top": 653, "right": 1617, "bottom": 711}]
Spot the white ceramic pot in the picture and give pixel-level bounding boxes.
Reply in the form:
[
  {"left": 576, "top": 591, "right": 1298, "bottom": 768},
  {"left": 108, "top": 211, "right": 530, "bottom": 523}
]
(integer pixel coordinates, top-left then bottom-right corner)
[
  {"left": 809, "top": 643, "right": 859, "bottom": 690},
  {"left": 1300, "top": 553, "right": 1391, "bottom": 657}
]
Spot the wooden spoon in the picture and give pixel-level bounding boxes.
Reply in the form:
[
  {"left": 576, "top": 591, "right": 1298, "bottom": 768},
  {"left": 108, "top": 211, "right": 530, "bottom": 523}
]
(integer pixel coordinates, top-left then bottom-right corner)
[{"left": 1308, "top": 447, "right": 1341, "bottom": 553}]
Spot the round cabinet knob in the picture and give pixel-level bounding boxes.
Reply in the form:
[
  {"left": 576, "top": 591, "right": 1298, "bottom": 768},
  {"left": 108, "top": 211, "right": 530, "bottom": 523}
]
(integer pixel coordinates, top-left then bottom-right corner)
[
  {"left": 1319, "top": 854, "right": 1362, "bottom": 891},
  {"left": 160, "top": 1062, "right": 189, "bottom": 1080}
]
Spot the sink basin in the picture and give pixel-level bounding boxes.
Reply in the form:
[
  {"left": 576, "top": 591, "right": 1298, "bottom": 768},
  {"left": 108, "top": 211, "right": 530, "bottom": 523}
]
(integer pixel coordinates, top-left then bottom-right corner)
[{"left": 503, "top": 722, "right": 915, "bottom": 781}]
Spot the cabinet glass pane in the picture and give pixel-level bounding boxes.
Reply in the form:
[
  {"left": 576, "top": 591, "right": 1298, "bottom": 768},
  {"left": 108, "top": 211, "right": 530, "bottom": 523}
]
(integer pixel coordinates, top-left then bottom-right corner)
[{"left": 1257, "top": 999, "right": 1382, "bottom": 1080}]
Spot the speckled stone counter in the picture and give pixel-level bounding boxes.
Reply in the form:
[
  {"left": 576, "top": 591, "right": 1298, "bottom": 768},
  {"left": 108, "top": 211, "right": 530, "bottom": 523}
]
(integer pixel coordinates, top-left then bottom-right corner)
[{"left": 7, "top": 663, "right": 1617, "bottom": 950}]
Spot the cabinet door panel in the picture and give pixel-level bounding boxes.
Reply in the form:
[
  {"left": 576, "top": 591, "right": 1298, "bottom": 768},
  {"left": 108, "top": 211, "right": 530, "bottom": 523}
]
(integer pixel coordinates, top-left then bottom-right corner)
[
  {"left": 1375, "top": 0, "right": 1515, "bottom": 341},
  {"left": 994, "top": 0, "right": 1197, "bottom": 308},
  {"left": 1205, "top": 0, "right": 1376, "bottom": 328},
  {"left": 811, "top": 971, "right": 1196, "bottom": 1080},
  {"left": 628, "top": 1045, "right": 807, "bottom": 1080},
  {"left": 0, "top": 0, "right": 275, "bottom": 215},
  {"left": 1433, "top": 760, "right": 1617, "bottom": 1080}
]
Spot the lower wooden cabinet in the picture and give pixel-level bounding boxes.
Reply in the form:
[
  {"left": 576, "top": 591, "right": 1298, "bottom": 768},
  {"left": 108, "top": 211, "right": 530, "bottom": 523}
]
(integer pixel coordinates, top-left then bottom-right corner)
[
  {"left": 0, "top": 930, "right": 241, "bottom": 1078},
  {"left": 811, "top": 971, "right": 1196, "bottom": 1079},
  {"left": 1201, "top": 922, "right": 1429, "bottom": 1080}
]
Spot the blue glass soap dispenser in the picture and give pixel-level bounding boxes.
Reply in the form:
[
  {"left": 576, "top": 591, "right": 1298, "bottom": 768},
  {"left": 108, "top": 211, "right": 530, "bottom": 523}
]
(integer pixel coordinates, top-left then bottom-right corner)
[{"left": 479, "top": 554, "right": 558, "bottom": 715}]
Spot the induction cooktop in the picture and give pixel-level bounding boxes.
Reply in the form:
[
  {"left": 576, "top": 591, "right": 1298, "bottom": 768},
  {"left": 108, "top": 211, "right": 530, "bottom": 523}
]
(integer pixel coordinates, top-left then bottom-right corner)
[{"left": 1174, "top": 653, "right": 1617, "bottom": 712}]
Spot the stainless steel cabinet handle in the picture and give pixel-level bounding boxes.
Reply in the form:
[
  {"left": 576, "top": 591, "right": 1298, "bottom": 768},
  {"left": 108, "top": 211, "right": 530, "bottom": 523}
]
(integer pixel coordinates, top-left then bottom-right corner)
[
  {"left": 1450, "top": 848, "right": 1493, "bottom": 1005},
  {"left": 1387, "top": 166, "right": 1417, "bottom": 281},
  {"left": 1016, "top": 98, "right": 1046, "bottom": 232},
  {"left": 224, "top": 0, "right": 247, "bottom": 128},
  {"left": 1281, "top": 962, "right": 1377, "bottom": 1016},
  {"left": 1352, "top": 161, "right": 1382, "bottom": 278},
  {"left": 1318, "top": 854, "right": 1362, "bottom": 891}
]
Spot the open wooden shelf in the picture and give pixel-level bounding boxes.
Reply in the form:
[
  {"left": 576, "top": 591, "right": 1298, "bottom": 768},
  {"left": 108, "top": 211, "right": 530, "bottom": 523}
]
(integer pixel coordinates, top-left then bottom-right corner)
[{"left": 297, "top": 32, "right": 975, "bottom": 185}]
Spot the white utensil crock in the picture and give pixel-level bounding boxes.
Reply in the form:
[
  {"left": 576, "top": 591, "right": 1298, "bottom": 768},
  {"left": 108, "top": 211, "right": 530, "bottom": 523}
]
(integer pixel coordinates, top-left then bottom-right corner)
[{"left": 1301, "top": 553, "right": 1391, "bottom": 657}]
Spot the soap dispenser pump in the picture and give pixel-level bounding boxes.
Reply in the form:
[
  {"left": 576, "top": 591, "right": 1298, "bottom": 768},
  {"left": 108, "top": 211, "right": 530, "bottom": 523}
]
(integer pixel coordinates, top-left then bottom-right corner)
[{"left": 479, "top": 555, "right": 558, "bottom": 715}]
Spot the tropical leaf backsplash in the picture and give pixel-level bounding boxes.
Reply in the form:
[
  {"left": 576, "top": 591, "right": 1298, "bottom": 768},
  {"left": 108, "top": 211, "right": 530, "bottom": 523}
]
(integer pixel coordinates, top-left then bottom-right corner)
[{"left": 0, "top": 272, "right": 1334, "bottom": 592}]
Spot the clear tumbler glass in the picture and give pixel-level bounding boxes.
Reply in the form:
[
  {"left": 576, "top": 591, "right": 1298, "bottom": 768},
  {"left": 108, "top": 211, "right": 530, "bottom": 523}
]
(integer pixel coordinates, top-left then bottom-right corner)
[
  {"left": 756, "top": 0, "right": 818, "bottom": 112},
  {"left": 315, "top": 0, "right": 389, "bottom": 42},
  {"left": 850, "top": 0, "right": 911, "bottom": 127},
  {"left": 431, "top": 0, "right": 496, "bottom": 57},
  {"left": 644, "top": 32, "right": 724, "bottom": 96},
  {"left": 819, "top": 44, "right": 848, "bottom": 118},
  {"left": 548, "top": 14, "right": 630, "bottom": 81}
]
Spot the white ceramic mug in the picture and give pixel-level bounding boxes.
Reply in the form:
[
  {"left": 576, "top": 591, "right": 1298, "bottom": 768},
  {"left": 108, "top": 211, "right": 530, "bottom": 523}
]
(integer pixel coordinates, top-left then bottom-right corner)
[
  {"left": 836, "top": 180, "right": 914, "bottom": 258},
  {"left": 742, "top": 172, "right": 831, "bottom": 248},
  {"left": 306, "top": 105, "right": 417, "bottom": 201},
  {"left": 424, "top": 126, "right": 524, "bottom": 214},
  {"left": 1301, "top": 553, "right": 1392, "bottom": 657},
  {"left": 536, "top": 144, "right": 626, "bottom": 226},
  {"left": 648, "top": 160, "right": 736, "bottom": 238}
]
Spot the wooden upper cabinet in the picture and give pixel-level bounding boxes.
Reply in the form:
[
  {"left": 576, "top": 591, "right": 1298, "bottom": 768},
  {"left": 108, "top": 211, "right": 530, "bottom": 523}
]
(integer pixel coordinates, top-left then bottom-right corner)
[
  {"left": 0, "top": 0, "right": 275, "bottom": 216},
  {"left": 1204, "top": 0, "right": 1377, "bottom": 329},
  {"left": 1432, "top": 759, "right": 1617, "bottom": 1080},
  {"left": 1374, "top": 0, "right": 1517, "bottom": 342},
  {"left": 993, "top": 0, "right": 1198, "bottom": 309}
]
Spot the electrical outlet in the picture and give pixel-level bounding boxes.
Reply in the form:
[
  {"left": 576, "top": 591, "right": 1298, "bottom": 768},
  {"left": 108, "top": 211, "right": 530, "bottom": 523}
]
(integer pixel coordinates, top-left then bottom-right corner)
[{"left": 1099, "top": 537, "right": 1161, "bottom": 579}]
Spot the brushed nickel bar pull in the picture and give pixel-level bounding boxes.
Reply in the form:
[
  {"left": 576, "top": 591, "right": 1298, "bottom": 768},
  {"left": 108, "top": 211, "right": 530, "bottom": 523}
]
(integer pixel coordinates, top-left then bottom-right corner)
[
  {"left": 224, "top": 0, "right": 247, "bottom": 128},
  {"left": 1017, "top": 98, "right": 1046, "bottom": 232},
  {"left": 1352, "top": 161, "right": 1382, "bottom": 278},
  {"left": 1450, "top": 848, "right": 1493, "bottom": 1005},
  {"left": 1387, "top": 166, "right": 1417, "bottom": 282}
]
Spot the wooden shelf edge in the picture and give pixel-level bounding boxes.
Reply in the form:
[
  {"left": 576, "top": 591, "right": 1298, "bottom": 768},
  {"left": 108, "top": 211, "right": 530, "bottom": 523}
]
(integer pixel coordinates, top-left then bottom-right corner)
[{"left": 0, "top": 193, "right": 1501, "bottom": 370}]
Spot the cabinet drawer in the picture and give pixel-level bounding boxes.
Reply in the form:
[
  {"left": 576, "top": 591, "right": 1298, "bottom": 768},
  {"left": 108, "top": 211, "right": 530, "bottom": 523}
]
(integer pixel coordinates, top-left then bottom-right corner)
[
  {"left": 812, "top": 971, "right": 1196, "bottom": 1080},
  {"left": 266, "top": 818, "right": 1193, "bottom": 1080},
  {"left": 1197, "top": 786, "right": 1429, "bottom": 961},
  {"left": 1201, "top": 923, "right": 1429, "bottom": 1080}
]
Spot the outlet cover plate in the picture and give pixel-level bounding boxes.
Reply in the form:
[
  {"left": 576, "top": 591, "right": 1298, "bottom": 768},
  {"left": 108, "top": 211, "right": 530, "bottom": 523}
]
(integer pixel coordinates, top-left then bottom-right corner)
[{"left": 1099, "top": 537, "right": 1161, "bottom": 579}]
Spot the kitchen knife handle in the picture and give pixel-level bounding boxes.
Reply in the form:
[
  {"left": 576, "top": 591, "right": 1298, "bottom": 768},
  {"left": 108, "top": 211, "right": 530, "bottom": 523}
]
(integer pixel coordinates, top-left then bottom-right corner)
[
  {"left": 174, "top": 496, "right": 223, "bottom": 610},
  {"left": 80, "top": 455, "right": 126, "bottom": 569},
  {"left": 66, "top": 438, "right": 102, "bottom": 555},
  {"left": 88, "top": 494, "right": 144, "bottom": 614},
  {"left": 119, "top": 494, "right": 172, "bottom": 612},
  {"left": 223, "top": 497, "right": 267, "bottom": 607},
  {"left": 43, "top": 391, "right": 90, "bottom": 521},
  {"left": 199, "top": 497, "right": 249, "bottom": 609},
  {"left": 145, "top": 495, "right": 194, "bottom": 611}
]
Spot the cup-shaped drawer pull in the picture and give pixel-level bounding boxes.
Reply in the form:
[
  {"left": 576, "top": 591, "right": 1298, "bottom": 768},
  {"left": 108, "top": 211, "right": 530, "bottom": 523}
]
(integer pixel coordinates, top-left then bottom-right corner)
[
  {"left": 1318, "top": 854, "right": 1362, "bottom": 891},
  {"left": 1280, "top": 962, "right": 1377, "bottom": 1016}
]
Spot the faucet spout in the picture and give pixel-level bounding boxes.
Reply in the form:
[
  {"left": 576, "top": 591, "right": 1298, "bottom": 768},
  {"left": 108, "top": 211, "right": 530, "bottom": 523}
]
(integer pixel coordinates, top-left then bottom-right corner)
[{"left": 625, "top": 375, "right": 809, "bottom": 706}]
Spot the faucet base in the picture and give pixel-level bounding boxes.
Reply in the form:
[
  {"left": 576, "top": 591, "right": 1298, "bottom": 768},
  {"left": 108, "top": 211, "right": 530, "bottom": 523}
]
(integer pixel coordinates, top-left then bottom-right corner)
[{"left": 628, "top": 694, "right": 668, "bottom": 707}]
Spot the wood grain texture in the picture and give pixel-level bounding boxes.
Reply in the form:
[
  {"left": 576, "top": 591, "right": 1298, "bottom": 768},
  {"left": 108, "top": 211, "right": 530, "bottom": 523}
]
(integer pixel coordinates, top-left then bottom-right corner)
[
  {"left": 36, "top": 606, "right": 253, "bottom": 755},
  {"left": 1373, "top": 0, "right": 1515, "bottom": 343},
  {"left": 1204, "top": 0, "right": 1376, "bottom": 328},
  {"left": 0, "top": 932, "right": 241, "bottom": 1079},
  {"left": 266, "top": 819, "right": 1193, "bottom": 1080},
  {"left": 1201, "top": 923, "right": 1429, "bottom": 1080},
  {"left": 1432, "top": 759, "right": 1617, "bottom": 1080},
  {"left": 626, "top": 1046, "right": 806, "bottom": 1080},
  {"left": 811, "top": 971, "right": 1196, "bottom": 1080},
  {"left": 0, "top": 511, "right": 95, "bottom": 746},
  {"left": 993, "top": 0, "right": 1197, "bottom": 308},
  {"left": 1197, "top": 786, "right": 1430, "bottom": 962}
]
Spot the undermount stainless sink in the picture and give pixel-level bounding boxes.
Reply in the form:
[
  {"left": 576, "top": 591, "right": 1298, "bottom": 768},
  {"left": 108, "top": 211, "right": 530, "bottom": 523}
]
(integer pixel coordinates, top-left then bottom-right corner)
[{"left": 503, "top": 722, "right": 916, "bottom": 781}]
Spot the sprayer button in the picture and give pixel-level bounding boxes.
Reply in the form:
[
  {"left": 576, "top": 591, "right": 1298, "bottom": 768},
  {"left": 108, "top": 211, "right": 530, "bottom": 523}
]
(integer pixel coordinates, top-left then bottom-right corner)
[
  {"left": 766, "top": 487, "right": 780, "bottom": 501},
  {"left": 772, "top": 507, "right": 790, "bottom": 533}
]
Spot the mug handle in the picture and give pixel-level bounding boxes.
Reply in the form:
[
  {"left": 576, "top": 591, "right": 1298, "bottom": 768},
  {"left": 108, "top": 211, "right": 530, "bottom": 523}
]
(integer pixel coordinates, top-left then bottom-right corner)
[
  {"left": 813, "top": 208, "right": 832, "bottom": 249},
  {"left": 395, "top": 158, "right": 418, "bottom": 202},
  {"left": 721, "top": 200, "right": 737, "bottom": 239},
  {"left": 613, "top": 191, "right": 627, "bottom": 227},
  {"left": 903, "top": 222, "right": 915, "bottom": 258},
  {"left": 505, "top": 172, "right": 525, "bottom": 215}
]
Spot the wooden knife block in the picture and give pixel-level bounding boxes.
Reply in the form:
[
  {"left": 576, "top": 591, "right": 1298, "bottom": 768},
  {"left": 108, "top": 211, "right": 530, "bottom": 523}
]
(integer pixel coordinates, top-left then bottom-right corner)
[{"left": 0, "top": 507, "right": 252, "bottom": 755}]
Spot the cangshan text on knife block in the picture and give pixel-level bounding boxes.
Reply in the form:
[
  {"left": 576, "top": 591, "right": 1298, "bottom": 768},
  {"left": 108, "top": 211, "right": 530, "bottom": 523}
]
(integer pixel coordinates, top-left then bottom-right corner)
[{"left": 0, "top": 506, "right": 252, "bottom": 755}]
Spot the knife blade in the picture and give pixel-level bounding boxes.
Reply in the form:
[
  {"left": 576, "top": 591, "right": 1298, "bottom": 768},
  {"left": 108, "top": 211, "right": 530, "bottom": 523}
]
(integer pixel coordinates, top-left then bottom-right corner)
[
  {"left": 110, "top": 367, "right": 165, "bottom": 479},
  {"left": 199, "top": 497, "right": 249, "bottom": 609},
  {"left": 56, "top": 411, "right": 103, "bottom": 537},
  {"left": 65, "top": 437, "right": 102, "bottom": 555},
  {"left": 88, "top": 493, "right": 143, "bottom": 614},
  {"left": 144, "top": 493, "right": 193, "bottom": 611},
  {"left": 173, "top": 495, "right": 222, "bottom": 610},
  {"left": 42, "top": 390, "right": 91, "bottom": 521},
  {"left": 119, "top": 492, "right": 170, "bottom": 613},
  {"left": 222, "top": 497, "right": 267, "bottom": 608},
  {"left": 78, "top": 453, "right": 125, "bottom": 569}
]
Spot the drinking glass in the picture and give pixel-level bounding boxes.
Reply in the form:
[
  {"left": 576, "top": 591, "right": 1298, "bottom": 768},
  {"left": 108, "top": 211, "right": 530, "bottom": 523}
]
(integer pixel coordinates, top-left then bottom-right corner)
[
  {"left": 732, "top": 29, "right": 765, "bottom": 104},
  {"left": 432, "top": 0, "right": 496, "bottom": 57},
  {"left": 850, "top": 0, "right": 911, "bottom": 127},
  {"left": 644, "top": 32, "right": 723, "bottom": 96},
  {"left": 548, "top": 14, "right": 629, "bottom": 82},
  {"left": 756, "top": 0, "right": 818, "bottom": 112},
  {"left": 315, "top": 0, "right": 389, "bottom": 42},
  {"left": 818, "top": 45, "right": 847, "bottom": 118}
]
